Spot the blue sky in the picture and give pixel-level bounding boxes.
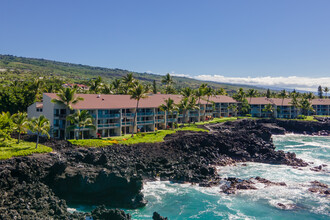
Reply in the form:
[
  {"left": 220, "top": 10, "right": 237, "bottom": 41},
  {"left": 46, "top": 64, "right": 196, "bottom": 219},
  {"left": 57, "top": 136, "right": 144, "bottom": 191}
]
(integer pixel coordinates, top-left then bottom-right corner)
[{"left": 1, "top": 0, "right": 330, "bottom": 90}]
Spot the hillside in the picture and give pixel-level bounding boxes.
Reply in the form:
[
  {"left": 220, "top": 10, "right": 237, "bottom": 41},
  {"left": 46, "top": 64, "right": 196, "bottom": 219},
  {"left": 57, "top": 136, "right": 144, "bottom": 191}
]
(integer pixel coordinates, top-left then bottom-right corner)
[{"left": 0, "top": 55, "right": 265, "bottom": 93}]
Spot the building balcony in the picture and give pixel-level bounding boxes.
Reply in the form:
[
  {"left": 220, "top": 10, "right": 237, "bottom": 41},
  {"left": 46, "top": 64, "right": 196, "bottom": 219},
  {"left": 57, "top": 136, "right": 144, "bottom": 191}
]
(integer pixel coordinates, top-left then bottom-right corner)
[
  {"left": 167, "top": 118, "right": 177, "bottom": 122},
  {"left": 155, "top": 112, "right": 165, "bottom": 115},
  {"left": 155, "top": 119, "right": 165, "bottom": 123},
  {"left": 98, "top": 113, "right": 120, "bottom": 118},
  {"left": 137, "top": 112, "right": 154, "bottom": 116},
  {"left": 122, "top": 121, "right": 133, "bottom": 126},
  {"left": 137, "top": 120, "right": 154, "bottom": 125},
  {"left": 98, "top": 123, "right": 120, "bottom": 128},
  {"left": 189, "top": 113, "right": 199, "bottom": 117},
  {"left": 122, "top": 113, "right": 135, "bottom": 117}
]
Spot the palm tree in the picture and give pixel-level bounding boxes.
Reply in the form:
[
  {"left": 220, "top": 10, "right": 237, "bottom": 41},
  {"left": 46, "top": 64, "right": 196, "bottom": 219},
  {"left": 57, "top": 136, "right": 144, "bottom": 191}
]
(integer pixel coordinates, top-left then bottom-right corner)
[
  {"left": 187, "top": 96, "right": 200, "bottom": 123},
  {"left": 289, "top": 94, "right": 300, "bottom": 118},
  {"left": 177, "top": 97, "right": 189, "bottom": 124},
  {"left": 28, "top": 115, "right": 50, "bottom": 149},
  {"left": 66, "top": 110, "right": 95, "bottom": 140},
  {"left": 247, "top": 89, "right": 258, "bottom": 103},
  {"left": 129, "top": 84, "right": 148, "bottom": 137},
  {"left": 161, "top": 73, "right": 174, "bottom": 87},
  {"left": 89, "top": 76, "right": 103, "bottom": 94},
  {"left": 203, "top": 87, "right": 214, "bottom": 121},
  {"left": 228, "top": 104, "right": 238, "bottom": 117},
  {"left": 112, "top": 79, "right": 122, "bottom": 94},
  {"left": 262, "top": 104, "right": 274, "bottom": 118},
  {"left": 299, "top": 97, "right": 314, "bottom": 116},
  {"left": 216, "top": 88, "right": 227, "bottom": 96},
  {"left": 0, "top": 112, "right": 13, "bottom": 141},
  {"left": 11, "top": 112, "right": 29, "bottom": 144},
  {"left": 181, "top": 87, "right": 193, "bottom": 98},
  {"left": 233, "top": 88, "right": 246, "bottom": 102},
  {"left": 159, "top": 98, "right": 178, "bottom": 129},
  {"left": 278, "top": 89, "right": 287, "bottom": 106},
  {"left": 102, "top": 84, "right": 113, "bottom": 94},
  {"left": 324, "top": 87, "right": 329, "bottom": 99},
  {"left": 305, "top": 92, "right": 315, "bottom": 102},
  {"left": 144, "top": 84, "right": 152, "bottom": 93},
  {"left": 51, "top": 88, "right": 84, "bottom": 139}
]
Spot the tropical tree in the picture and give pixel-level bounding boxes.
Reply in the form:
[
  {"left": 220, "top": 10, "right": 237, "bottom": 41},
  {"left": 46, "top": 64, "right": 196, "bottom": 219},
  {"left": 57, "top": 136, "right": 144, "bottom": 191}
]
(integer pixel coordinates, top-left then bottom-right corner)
[
  {"left": 122, "top": 73, "right": 137, "bottom": 94},
  {"left": 152, "top": 80, "right": 157, "bottom": 94},
  {"left": 11, "top": 112, "right": 29, "bottom": 144},
  {"left": 66, "top": 110, "right": 95, "bottom": 140},
  {"left": 233, "top": 88, "right": 246, "bottom": 102},
  {"left": 181, "top": 87, "right": 194, "bottom": 98},
  {"left": 262, "top": 104, "right": 275, "bottom": 118},
  {"left": 144, "top": 83, "right": 152, "bottom": 93},
  {"left": 159, "top": 98, "right": 178, "bottom": 129},
  {"left": 129, "top": 83, "right": 148, "bottom": 136},
  {"left": 176, "top": 97, "right": 189, "bottom": 124},
  {"left": 318, "top": 85, "right": 323, "bottom": 98},
  {"left": 299, "top": 97, "right": 314, "bottom": 116},
  {"left": 28, "top": 115, "right": 50, "bottom": 149},
  {"left": 228, "top": 104, "right": 238, "bottom": 116},
  {"left": 187, "top": 96, "right": 200, "bottom": 123},
  {"left": 112, "top": 79, "right": 122, "bottom": 94},
  {"left": 216, "top": 88, "right": 227, "bottom": 96},
  {"left": 305, "top": 92, "right": 315, "bottom": 102},
  {"left": 289, "top": 93, "right": 300, "bottom": 118},
  {"left": 89, "top": 76, "right": 103, "bottom": 94},
  {"left": 102, "top": 84, "right": 113, "bottom": 94},
  {"left": 266, "top": 89, "right": 271, "bottom": 98},
  {"left": 203, "top": 87, "right": 214, "bottom": 121},
  {"left": 0, "top": 112, "right": 13, "bottom": 141},
  {"left": 278, "top": 89, "right": 287, "bottom": 106},
  {"left": 51, "top": 88, "right": 84, "bottom": 139},
  {"left": 323, "top": 87, "right": 329, "bottom": 99},
  {"left": 247, "top": 89, "right": 258, "bottom": 103},
  {"left": 161, "top": 73, "right": 174, "bottom": 88}
]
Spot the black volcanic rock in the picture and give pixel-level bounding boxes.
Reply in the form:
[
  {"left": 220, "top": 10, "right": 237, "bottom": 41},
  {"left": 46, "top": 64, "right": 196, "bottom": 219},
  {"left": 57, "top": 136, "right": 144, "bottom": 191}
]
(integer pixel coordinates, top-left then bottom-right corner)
[{"left": 1, "top": 119, "right": 328, "bottom": 218}]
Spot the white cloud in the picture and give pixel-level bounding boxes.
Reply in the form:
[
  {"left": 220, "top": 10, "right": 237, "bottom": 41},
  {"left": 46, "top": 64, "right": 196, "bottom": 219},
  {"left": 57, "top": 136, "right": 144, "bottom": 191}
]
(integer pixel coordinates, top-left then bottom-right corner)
[{"left": 193, "top": 75, "right": 330, "bottom": 92}]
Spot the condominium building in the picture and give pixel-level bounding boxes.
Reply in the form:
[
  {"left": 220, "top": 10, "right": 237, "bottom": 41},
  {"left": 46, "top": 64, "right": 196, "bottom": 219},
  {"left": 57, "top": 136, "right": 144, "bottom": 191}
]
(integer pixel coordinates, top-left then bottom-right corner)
[
  {"left": 27, "top": 93, "right": 238, "bottom": 139},
  {"left": 248, "top": 97, "right": 330, "bottom": 118}
]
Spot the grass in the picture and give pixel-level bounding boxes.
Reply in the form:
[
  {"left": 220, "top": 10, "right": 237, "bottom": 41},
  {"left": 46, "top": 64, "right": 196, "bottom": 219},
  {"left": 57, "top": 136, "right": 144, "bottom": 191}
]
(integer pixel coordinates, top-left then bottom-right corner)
[
  {"left": 0, "top": 139, "right": 52, "bottom": 160},
  {"left": 69, "top": 124, "right": 210, "bottom": 148}
]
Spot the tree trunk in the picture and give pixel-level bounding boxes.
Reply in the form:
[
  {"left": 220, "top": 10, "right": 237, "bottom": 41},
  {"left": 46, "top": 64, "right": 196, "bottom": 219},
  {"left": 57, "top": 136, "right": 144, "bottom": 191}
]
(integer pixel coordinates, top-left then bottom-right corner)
[
  {"left": 203, "top": 97, "right": 210, "bottom": 121},
  {"left": 81, "top": 129, "right": 84, "bottom": 140},
  {"left": 35, "top": 133, "right": 39, "bottom": 149},
  {"left": 17, "top": 132, "right": 21, "bottom": 144},
  {"left": 171, "top": 112, "right": 174, "bottom": 129},
  {"left": 132, "top": 100, "right": 139, "bottom": 137}
]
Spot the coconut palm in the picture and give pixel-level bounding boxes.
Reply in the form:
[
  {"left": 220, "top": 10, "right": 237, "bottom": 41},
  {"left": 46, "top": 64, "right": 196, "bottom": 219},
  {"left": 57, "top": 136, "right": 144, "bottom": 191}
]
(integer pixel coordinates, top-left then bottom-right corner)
[
  {"left": 129, "top": 83, "right": 148, "bottom": 136},
  {"left": 161, "top": 73, "right": 174, "bottom": 87},
  {"left": 247, "top": 89, "right": 258, "bottom": 103},
  {"left": 144, "top": 83, "right": 152, "bottom": 93},
  {"left": 181, "top": 87, "right": 194, "bottom": 98},
  {"left": 233, "top": 88, "right": 246, "bottom": 102},
  {"left": 216, "top": 88, "right": 227, "bottom": 96},
  {"left": 203, "top": 87, "right": 214, "bottom": 121},
  {"left": 278, "top": 89, "right": 287, "bottom": 106},
  {"left": 112, "top": 79, "right": 122, "bottom": 94},
  {"left": 305, "top": 92, "right": 315, "bottom": 102},
  {"left": 299, "top": 97, "right": 314, "bottom": 116},
  {"left": 187, "top": 96, "right": 200, "bottom": 123},
  {"left": 89, "top": 76, "right": 103, "bottom": 94},
  {"left": 51, "top": 88, "right": 84, "bottom": 139},
  {"left": 11, "top": 112, "right": 29, "bottom": 144},
  {"left": 159, "top": 98, "right": 178, "bottom": 129},
  {"left": 28, "top": 115, "right": 50, "bottom": 149},
  {"left": 122, "top": 73, "right": 137, "bottom": 94},
  {"left": 66, "top": 110, "right": 95, "bottom": 140},
  {"left": 324, "top": 87, "right": 329, "bottom": 99},
  {"left": 102, "top": 84, "right": 114, "bottom": 94},
  {"left": 0, "top": 112, "right": 13, "bottom": 141},
  {"left": 176, "top": 97, "right": 189, "bottom": 124},
  {"left": 228, "top": 104, "right": 238, "bottom": 117},
  {"left": 262, "top": 104, "right": 274, "bottom": 118},
  {"left": 289, "top": 93, "right": 300, "bottom": 118}
]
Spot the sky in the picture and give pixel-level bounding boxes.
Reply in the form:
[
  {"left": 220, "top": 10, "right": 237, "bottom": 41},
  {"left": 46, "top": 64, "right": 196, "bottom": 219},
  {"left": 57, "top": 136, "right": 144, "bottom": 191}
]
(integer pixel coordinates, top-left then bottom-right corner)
[{"left": 1, "top": 0, "right": 330, "bottom": 91}]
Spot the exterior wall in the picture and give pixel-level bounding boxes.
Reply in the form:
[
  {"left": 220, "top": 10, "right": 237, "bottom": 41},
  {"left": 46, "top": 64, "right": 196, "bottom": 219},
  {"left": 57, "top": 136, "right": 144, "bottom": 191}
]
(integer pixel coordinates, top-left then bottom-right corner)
[{"left": 27, "top": 103, "right": 43, "bottom": 119}]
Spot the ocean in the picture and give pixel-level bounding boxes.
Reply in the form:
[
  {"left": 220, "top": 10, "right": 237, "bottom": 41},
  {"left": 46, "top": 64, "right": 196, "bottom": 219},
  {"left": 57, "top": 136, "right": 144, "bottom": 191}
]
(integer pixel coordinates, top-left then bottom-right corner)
[{"left": 71, "top": 135, "right": 330, "bottom": 219}]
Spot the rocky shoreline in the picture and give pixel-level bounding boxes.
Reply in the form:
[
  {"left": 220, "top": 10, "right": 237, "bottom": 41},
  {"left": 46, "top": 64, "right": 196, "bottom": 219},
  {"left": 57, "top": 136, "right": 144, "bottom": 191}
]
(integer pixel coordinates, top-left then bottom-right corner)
[{"left": 0, "top": 119, "right": 329, "bottom": 219}]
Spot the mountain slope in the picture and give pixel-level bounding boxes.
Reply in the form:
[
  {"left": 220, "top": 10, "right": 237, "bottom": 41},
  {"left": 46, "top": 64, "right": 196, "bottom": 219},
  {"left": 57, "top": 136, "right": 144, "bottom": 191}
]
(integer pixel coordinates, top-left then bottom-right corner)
[{"left": 0, "top": 55, "right": 265, "bottom": 93}]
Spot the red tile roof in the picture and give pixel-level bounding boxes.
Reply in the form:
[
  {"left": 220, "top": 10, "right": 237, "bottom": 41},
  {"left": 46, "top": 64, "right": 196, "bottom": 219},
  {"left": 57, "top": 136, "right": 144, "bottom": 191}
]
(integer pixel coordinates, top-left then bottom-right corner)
[
  {"left": 248, "top": 97, "right": 330, "bottom": 106},
  {"left": 44, "top": 93, "right": 237, "bottom": 109}
]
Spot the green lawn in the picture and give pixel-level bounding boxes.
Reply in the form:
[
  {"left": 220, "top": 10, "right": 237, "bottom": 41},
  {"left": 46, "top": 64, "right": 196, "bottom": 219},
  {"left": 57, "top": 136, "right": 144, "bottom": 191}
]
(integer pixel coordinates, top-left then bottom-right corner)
[
  {"left": 69, "top": 125, "right": 209, "bottom": 148},
  {"left": 0, "top": 139, "right": 52, "bottom": 160}
]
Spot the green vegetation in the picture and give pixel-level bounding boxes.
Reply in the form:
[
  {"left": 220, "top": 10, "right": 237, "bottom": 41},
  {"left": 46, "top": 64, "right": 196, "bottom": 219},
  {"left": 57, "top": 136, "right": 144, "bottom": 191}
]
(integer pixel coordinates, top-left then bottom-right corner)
[
  {"left": 69, "top": 125, "right": 209, "bottom": 148},
  {"left": 0, "top": 139, "right": 52, "bottom": 160}
]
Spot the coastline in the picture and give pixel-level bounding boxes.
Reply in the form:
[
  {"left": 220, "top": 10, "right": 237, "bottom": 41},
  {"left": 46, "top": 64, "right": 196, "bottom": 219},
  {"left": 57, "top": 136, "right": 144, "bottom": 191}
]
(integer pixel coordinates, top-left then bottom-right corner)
[{"left": 0, "top": 119, "right": 329, "bottom": 219}]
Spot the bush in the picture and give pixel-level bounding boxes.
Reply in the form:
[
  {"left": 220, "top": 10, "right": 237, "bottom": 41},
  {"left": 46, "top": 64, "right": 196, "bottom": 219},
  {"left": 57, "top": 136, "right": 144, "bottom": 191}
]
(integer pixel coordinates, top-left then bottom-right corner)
[
  {"left": 297, "top": 115, "right": 307, "bottom": 119},
  {"left": 245, "top": 114, "right": 252, "bottom": 117}
]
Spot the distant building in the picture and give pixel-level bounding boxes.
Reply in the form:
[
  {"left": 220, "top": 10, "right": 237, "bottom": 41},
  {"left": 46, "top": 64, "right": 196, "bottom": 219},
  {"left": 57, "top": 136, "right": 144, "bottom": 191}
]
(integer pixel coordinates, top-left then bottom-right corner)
[
  {"left": 62, "top": 83, "right": 89, "bottom": 90},
  {"left": 248, "top": 97, "right": 330, "bottom": 118}
]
